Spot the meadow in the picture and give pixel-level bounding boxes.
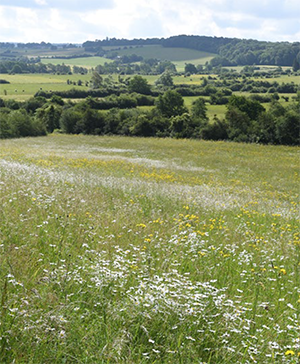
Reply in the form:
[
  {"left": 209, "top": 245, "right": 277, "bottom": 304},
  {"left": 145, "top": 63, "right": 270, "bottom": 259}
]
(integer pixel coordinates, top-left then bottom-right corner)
[
  {"left": 1, "top": 73, "right": 208, "bottom": 101},
  {"left": 41, "top": 56, "right": 112, "bottom": 69},
  {"left": 0, "top": 134, "right": 299, "bottom": 363},
  {"left": 103, "top": 45, "right": 216, "bottom": 72},
  {"left": 0, "top": 73, "right": 90, "bottom": 101}
]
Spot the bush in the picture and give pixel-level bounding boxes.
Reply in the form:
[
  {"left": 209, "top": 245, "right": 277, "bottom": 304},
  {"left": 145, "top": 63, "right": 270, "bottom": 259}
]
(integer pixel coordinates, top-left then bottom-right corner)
[
  {"left": 35, "top": 104, "right": 62, "bottom": 133},
  {"left": 3, "top": 109, "right": 46, "bottom": 138},
  {"left": 202, "top": 117, "right": 228, "bottom": 141},
  {"left": 170, "top": 113, "right": 202, "bottom": 139},
  {"left": 0, "top": 110, "right": 14, "bottom": 138},
  {"left": 59, "top": 108, "right": 83, "bottom": 134},
  {"left": 275, "top": 107, "right": 300, "bottom": 145},
  {"left": 156, "top": 90, "right": 187, "bottom": 118}
]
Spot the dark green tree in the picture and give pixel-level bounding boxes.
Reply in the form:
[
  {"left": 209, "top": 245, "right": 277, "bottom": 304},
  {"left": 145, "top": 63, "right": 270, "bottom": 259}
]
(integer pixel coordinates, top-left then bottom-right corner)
[
  {"left": 129, "top": 114, "right": 155, "bottom": 136},
  {"left": 8, "top": 109, "right": 46, "bottom": 137},
  {"left": 225, "top": 107, "right": 252, "bottom": 142},
  {"left": 59, "top": 108, "right": 82, "bottom": 134},
  {"left": 228, "top": 95, "right": 265, "bottom": 120},
  {"left": 36, "top": 104, "right": 61, "bottom": 133},
  {"left": 90, "top": 71, "right": 103, "bottom": 89},
  {"left": 191, "top": 98, "right": 208, "bottom": 121},
  {"left": 128, "top": 75, "right": 151, "bottom": 95},
  {"left": 75, "top": 108, "right": 105, "bottom": 135},
  {"left": 0, "top": 110, "right": 13, "bottom": 138},
  {"left": 155, "top": 72, "right": 174, "bottom": 87},
  {"left": 156, "top": 90, "right": 187, "bottom": 118},
  {"left": 170, "top": 113, "right": 202, "bottom": 138},
  {"left": 184, "top": 63, "right": 197, "bottom": 74},
  {"left": 275, "top": 105, "right": 300, "bottom": 145},
  {"left": 292, "top": 58, "right": 300, "bottom": 72}
]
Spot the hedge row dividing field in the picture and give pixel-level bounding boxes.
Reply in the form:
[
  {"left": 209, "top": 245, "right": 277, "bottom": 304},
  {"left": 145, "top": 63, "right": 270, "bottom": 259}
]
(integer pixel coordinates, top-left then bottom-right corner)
[{"left": 0, "top": 135, "right": 299, "bottom": 363}]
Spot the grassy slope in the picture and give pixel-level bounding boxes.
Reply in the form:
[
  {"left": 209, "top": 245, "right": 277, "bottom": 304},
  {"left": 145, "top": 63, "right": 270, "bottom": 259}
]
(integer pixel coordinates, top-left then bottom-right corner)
[
  {"left": 105, "top": 45, "right": 216, "bottom": 62},
  {"left": 41, "top": 56, "right": 112, "bottom": 68},
  {"left": 40, "top": 47, "right": 216, "bottom": 72},
  {"left": 14, "top": 47, "right": 90, "bottom": 58},
  {"left": 104, "top": 45, "right": 216, "bottom": 72},
  {"left": 0, "top": 135, "right": 299, "bottom": 363}
]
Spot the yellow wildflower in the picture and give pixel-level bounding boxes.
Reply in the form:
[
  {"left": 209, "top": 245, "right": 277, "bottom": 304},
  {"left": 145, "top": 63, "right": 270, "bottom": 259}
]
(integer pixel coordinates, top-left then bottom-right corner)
[{"left": 285, "top": 350, "right": 295, "bottom": 356}]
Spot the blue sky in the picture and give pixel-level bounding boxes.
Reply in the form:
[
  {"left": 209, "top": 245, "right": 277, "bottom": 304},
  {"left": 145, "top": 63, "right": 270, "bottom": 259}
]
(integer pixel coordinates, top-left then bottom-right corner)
[{"left": 0, "top": 0, "right": 299, "bottom": 43}]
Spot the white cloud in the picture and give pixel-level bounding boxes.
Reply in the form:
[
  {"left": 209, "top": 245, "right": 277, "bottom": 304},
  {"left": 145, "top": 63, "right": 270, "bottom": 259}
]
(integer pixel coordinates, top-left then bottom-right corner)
[
  {"left": 0, "top": 0, "right": 299, "bottom": 43},
  {"left": 35, "top": 0, "right": 47, "bottom": 5}
]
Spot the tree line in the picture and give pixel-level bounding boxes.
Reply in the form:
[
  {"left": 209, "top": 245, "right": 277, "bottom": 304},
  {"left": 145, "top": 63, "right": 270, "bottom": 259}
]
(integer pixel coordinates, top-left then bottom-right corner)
[
  {"left": 1, "top": 90, "right": 299, "bottom": 145},
  {"left": 83, "top": 35, "right": 300, "bottom": 67}
]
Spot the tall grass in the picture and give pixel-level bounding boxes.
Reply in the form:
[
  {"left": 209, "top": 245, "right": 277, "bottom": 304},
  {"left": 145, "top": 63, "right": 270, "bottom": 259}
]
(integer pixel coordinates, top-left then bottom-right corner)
[{"left": 0, "top": 135, "right": 299, "bottom": 363}]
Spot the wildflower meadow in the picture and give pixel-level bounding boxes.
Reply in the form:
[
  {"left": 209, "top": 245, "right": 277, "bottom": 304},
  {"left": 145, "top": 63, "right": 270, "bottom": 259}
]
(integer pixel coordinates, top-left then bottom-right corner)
[{"left": 0, "top": 135, "right": 299, "bottom": 363}]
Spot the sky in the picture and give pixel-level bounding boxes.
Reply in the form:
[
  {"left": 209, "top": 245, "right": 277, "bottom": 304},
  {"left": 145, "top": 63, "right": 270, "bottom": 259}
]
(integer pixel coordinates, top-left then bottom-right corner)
[{"left": 0, "top": 0, "right": 299, "bottom": 44}]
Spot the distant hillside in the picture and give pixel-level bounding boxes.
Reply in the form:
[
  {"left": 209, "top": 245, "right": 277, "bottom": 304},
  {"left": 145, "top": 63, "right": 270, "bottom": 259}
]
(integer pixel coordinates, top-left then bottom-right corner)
[{"left": 83, "top": 35, "right": 300, "bottom": 67}]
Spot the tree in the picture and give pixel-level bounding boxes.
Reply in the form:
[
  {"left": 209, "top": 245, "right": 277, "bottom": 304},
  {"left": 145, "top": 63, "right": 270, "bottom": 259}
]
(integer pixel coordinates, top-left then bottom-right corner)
[
  {"left": 227, "top": 95, "right": 265, "bottom": 120},
  {"left": 156, "top": 90, "right": 187, "bottom": 118},
  {"left": 23, "top": 96, "right": 47, "bottom": 113},
  {"left": 185, "top": 63, "right": 197, "bottom": 74},
  {"left": 8, "top": 109, "right": 46, "bottom": 137},
  {"left": 129, "top": 114, "right": 155, "bottom": 136},
  {"left": 0, "top": 111, "right": 13, "bottom": 138},
  {"left": 10, "top": 64, "right": 23, "bottom": 74},
  {"left": 292, "top": 58, "right": 300, "bottom": 72},
  {"left": 36, "top": 104, "right": 61, "bottom": 133},
  {"left": 275, "top": 106, "right": 300, "bottom": 145},
  {"left": 90, "top": 71, "right": 103, "bottom": 89},
  {"left": 155, "top": 72, "right": 174, "bottom": 87},
  {"left": 225, "top": 107, "right": 252, "bottom": 142},
  {"left": 170, "top": 113, "right": 203, "bottom": 138},
  {"left": 155, "top": 61, "right": 176, "bottom": 74},
  {"left": 59, "top": 108, "right": 82, "bottom": 134},
  {"left": 75, "top": 108, "right": 105, "bottom": 135},
  {"left": 128, "top": 75, "right": 151, "bottom": 95},
  {"left": 191, "top": 98, "right": 208, "bottom": 121}
]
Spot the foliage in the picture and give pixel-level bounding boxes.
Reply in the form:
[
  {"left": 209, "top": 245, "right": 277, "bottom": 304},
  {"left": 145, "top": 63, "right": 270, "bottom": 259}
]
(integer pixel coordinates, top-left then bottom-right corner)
[
  {"left": 155, "top": 72, "right": 174, "bottom": 87},
  {"left": 191, "top": 97, "right": 208, "bottom": 121},
  {"left": 184, "top": 63, "right": 198, "bottom": 74},
  {"left": 274, "top": 103, "right": 300, "bottom": 145},
  {"left": 170, "top": 112, "right": 203, "bottom": 138},
  {"left": 35, "top": 104, "right": 62, "bottom": 133},
  {"left": 10, "top": 109, "right": 44, "bottom": 137},
  {"left": 128, "top": 75, "right": 151, "bottom": 95},
  {"left": 156, "top": 90, "right": 187, "bottom": 118},
  {"left": 90, "top": 71, "right": 103, "bottom": 89},
  {"left": 59, "top": 108, "right": 83, "bottom": 134},
  {"left": 227, "top": 95, "right": 265, "bottom": 120}
]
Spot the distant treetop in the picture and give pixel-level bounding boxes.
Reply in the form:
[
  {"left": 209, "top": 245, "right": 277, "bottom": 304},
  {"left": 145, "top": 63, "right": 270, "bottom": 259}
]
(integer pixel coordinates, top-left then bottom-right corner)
[{"left": 82, "top": 35, "right": 300, "bottom": 67}]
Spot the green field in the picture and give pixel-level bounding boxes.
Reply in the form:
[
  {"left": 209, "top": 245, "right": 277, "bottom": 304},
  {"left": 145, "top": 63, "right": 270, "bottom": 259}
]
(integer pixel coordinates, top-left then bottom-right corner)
[
  {"left": 106, "top": 45, "right": 216, "bottom": 62},
  {"left": 7, "top": 47, "right": 91, "bottom": 59},
  {"left": 0, "top": 135, "right": 299, "bottom": 363},
  {"left": 41, "top": 56, "right": 112, "bottom": 68},
  {"left": 0, "top": 73, "right": 216, "bottom": 101},
  {"left": 104, "top": 45, "right": 216, "bottom": 72},
  {"left": 0, "top": 73, "right": 91, "bottom": 100},
  {"left": 41, "top": 52, "right": 215, "bottom": 73},
  {"left": 36, "top": 45, "right": 217, "bottom": 73}
]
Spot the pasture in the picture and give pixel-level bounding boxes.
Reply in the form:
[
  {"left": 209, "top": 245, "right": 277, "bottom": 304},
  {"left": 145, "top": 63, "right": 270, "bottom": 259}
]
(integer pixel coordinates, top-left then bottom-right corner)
[
  {"left": 0, "top": 73, "right": 90, "bottom": 101},
  {"left": 0, "top": 135, "right": 299, "bottom": 363},
  {"left": 7, "top": 46, "right": 90, "bottom": 59},
  {"left": 104, "top": 45, "right": 216, "bottom": 69},
  {"left": 41, "top": 56, "right": 112, "bottom": 68}
]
